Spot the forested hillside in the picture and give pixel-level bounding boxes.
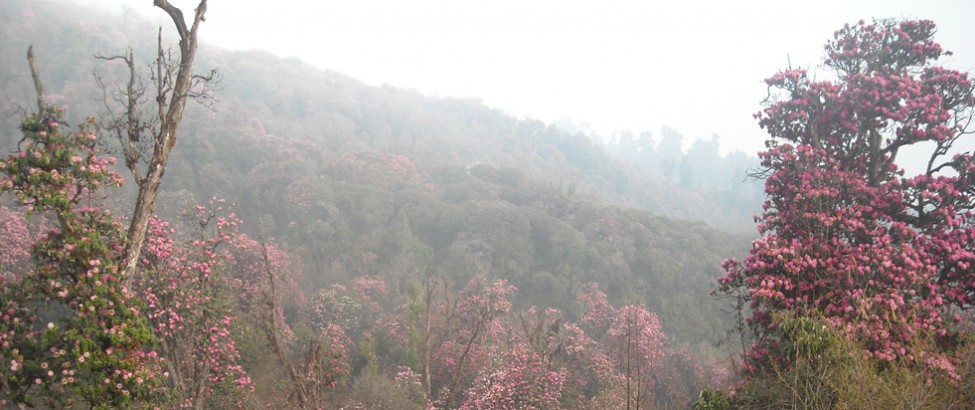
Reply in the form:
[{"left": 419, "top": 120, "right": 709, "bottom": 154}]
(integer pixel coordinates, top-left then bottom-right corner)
[
  {"left": 1, "top": 0, "right": 763, "bottom": 234},
  {"left": 0, "top": 0, "right": 752, "bottom": 337},
  {"left": 0, "top": 0, "right": 757, "bottom": 408},
  {"left": 5, "top": 1, "right": 974, "bottom": 409}
]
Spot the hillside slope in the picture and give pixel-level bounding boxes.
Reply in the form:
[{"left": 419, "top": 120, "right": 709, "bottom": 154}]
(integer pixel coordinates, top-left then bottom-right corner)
[{"left": 0, "top": 0, "right": 753, "bottom": 347}]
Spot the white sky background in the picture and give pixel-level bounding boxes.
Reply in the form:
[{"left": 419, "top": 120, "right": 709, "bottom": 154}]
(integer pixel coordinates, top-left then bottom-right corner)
[{"left": 85, "top": 0, "right": 974, "bottom": 156}]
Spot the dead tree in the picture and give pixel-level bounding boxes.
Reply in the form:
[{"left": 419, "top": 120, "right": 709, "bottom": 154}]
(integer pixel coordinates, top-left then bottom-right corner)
[{"left": 95, "top": 0, "right": 213, "bottom": 282}]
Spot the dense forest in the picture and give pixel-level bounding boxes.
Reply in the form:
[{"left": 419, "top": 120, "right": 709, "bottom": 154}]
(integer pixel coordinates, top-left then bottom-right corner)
[{"left": 1, "top": 0, "right": 974, "bottom": 409}]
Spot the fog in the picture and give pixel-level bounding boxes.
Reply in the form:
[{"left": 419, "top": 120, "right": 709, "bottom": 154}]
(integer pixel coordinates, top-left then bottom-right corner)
[{"left": 86, "top": 0, "right": 975, "bottom": 160}]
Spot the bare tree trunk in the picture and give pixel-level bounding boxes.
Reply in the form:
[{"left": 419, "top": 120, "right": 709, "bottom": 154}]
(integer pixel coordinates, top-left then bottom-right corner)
[
  {"left": 258, "top": 240, "right": 327, "bottom": 409},
  {"left": 27, "top": 46, "right": 45, "bottom": 112},
  {"left": 625, "top": 325, "right": 632, "bottom": 410},
  {"left": 407, "top": 268, "right": 460, "bottom": 402},
  {"left": 121, "top": 0, "right": 208, "bottom": 282},
  {"left": 420, "top": 270, "right": 439, "bottom": 398},
  {"left": 260, "top": 245, "right": 309, "bottom": 407}
]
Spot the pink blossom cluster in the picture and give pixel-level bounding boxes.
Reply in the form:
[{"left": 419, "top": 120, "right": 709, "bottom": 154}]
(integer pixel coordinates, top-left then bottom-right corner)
[
  {"left": 0, "top": 206, "right": 30, "bottom": 280},
  {"left": 133, "top": 202, "right": 254, "bottom": 405},
  {"left": 459, "top": 342, "right": 566, "bottom": 410},
  {"left": 336, "top": 152, "right": 435, "bottom": 189}
]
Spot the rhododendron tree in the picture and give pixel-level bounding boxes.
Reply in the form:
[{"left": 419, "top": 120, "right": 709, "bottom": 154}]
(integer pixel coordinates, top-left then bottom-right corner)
[
  {"left": 576, "top": 283, "right": 671, "bottom": 409},
  {"left": 719, "top": 19, "right": 975, "bottom": 373},
  {"left": 604, "top": 305, "right": 666, "bottom": 409},
  {"left": 309, "top": 284, "right": 365, "bottom": 336},
  {"left": 134, "top": 200, "right": 253, "bottom": 407},
  {"left": 239, "top": 235, "right": 349, "bottom": 408},
  {"left": 219, "top": 230, "right": 308, "bottom": 331},
  {"left": 461, "top": 306, "right": 580, "bottom": 409},
  {"left": 0, "top": 108, "right": 160, "bottom": 408},
  {"left": 343, "top": 366, "right": 432, "bottom": 409},
  {"left": 650, "top": 350, "right": 712, "bottom": 408},
  {"left": 427, "top": 275, "right": 515, "bottom": 408},
  {"left": 575, "top": 283, "right": 721, "bottom": 409},
  {"left": 577, "top": 282, "right": 614, "bottom": 333},
  {"left": 307, "top": 275, "right": 388, "bottom": 340},
  {"left": 398, "top": 272, "right": 451, "bottom": 399}
]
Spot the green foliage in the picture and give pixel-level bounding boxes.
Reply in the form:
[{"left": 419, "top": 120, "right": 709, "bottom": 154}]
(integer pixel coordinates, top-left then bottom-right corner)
[
  {"left": 730, "top": 314, "right": 975, "bottom": 410},
  {"left": 776, "top": 314, "right": 837, "bottom": 363},
  {"left": 694, "top": 387, "right": 730, "bottom": 410},
  {"left": 345, "top": 370, "right": 430, "bottom": 410}
]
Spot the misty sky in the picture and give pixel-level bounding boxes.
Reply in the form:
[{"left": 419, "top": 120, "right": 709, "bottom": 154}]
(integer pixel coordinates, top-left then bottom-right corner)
[{"left": 88, "top": 0, "right": 974, "bottom": 156}]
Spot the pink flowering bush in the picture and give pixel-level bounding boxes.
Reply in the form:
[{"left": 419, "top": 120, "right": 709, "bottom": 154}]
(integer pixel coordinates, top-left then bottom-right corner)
[
  {"left": 577, "top": 283, "right": 721, "bottom": 409},
  {"left": 577, "top": 282, "right": 614, "bottom": 333},
  {"left": 133, "top": 200, "right": 253, "bottom": 407},
  {"left": 220, "top": 229, "right": 351, "bottom": 407},
  {"left": 423, "top": 276, "right": 515, "bottom": 408},
  {"left": 335, "top": 152, "right": 434, "bottom": 189},
  {"left": 0, "top": 108, "right": 160, "bottom": 408},
  {"left": 460, "top": 342, "right": 566, "bottom": 410},
  {"left": 718, "top": 18, "right": 975, "bottom": 377},
  {"left": 307, "top": 275, "right": 397, "bottom": 381},
  {"left": 223, "top": 232, "right": 305, "bottom": 328},
  {"left": 603, "top": 305, "right": 666, "bottom": 408}
]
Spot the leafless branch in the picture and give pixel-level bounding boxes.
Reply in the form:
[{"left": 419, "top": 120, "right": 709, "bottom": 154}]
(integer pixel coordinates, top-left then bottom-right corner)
[
  {"left": 94, "top": 48, "right": 154, "bottom": 185},
  {"left": 189, "top": 69, "right": 221, "bottom": 111}
]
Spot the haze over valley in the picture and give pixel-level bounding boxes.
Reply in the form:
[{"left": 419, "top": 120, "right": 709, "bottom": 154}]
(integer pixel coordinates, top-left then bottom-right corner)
[{"left": 1, "top": 1, "right": 973, "bottom": 408}]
